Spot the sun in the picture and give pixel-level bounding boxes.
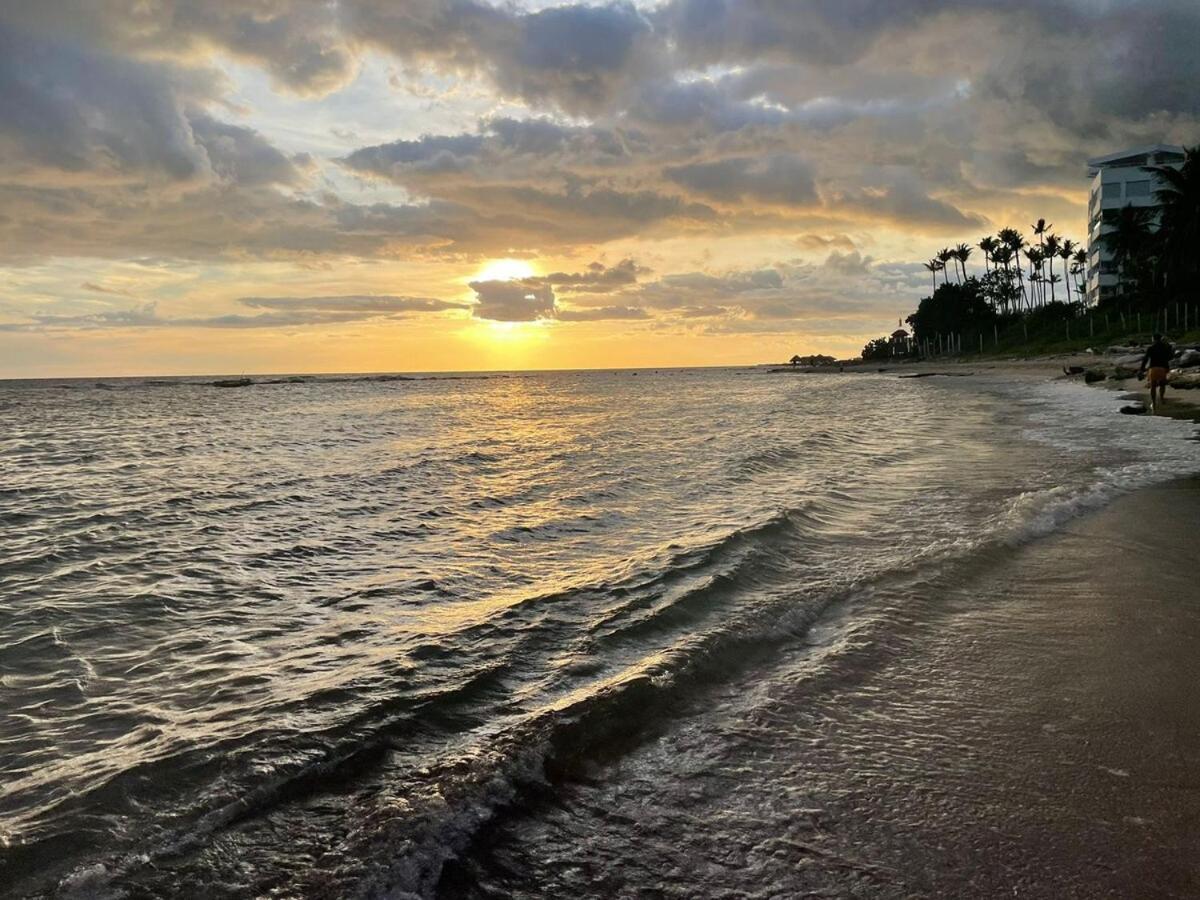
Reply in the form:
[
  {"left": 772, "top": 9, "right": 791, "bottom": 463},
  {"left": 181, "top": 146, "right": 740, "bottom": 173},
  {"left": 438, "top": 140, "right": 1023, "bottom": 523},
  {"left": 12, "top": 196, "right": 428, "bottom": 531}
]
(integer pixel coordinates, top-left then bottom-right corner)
[{"left": 474, "top": 258, "right": 536, "bottom": 282}]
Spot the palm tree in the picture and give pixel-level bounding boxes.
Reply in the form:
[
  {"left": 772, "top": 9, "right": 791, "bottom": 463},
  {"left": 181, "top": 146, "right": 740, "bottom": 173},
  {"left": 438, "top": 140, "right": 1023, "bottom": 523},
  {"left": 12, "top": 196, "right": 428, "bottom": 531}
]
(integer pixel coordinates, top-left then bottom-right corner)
[
  {"left": 955, "top": 243, "right": 973, "bottom": 280},
  {"left": 1024, "top": 247, "right": 1045, "bottom": 307},
  {"left": 991, "top": 245, "right": 1016, "bottom": 314},
  {"left": 979, "top": 235, "right": 997, "bottom": 274},
  {"left": 937, "top": 247, "right": 956, "bottom": 283},
  {"left": 923, "top": 259, "right": 942, "bottom": 293},
  {"left": 1031, "top": 218, "right": 1051, "bottom": 254},
  {"left": 1043, "top": 234, "right": 1060, "bottom": 303},
  {"left": 1047, "top": 273, "right": 1063, "bottom": 306},
  {"left": 1071, "top": 247, "right": 1088, "bottom": 304},
  {"left": 1058, "top": 238, "right": 1077, "bottom": 306},
  {"left": 1099, "top": 204, "right": 1157, "bottom": 300},
  {"left": 999, "top": 228, "right": 1028, "bottom": 309},
  {"left": 1145, "top": 145, "right": 1200, "bottom": 295}
]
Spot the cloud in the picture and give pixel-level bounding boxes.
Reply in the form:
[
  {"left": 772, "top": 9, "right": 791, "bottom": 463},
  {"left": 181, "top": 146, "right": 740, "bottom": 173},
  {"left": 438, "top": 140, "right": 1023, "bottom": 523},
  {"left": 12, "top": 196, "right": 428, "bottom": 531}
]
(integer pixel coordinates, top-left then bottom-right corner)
[
  {"left": 557, "top": 305, "right": 650, "bottom": 321},
  {"left": 82, "top": 281, "right": 133, "bottom": 296},
  {"left": 535, "top": 259, "right": 644, "bottom": 293},
  {"left": 5, "top": 1, "right": 358, "bottom": 97},
  {"left": 0, "top": 294, "right": 469, "bottom": 333},
  {"left": 190, "top": 114, "right": 310, "bottom": 187},
  {"left": 465, "top": 275, "right": 650, "bottom": 322},
  {"left": 827, "top": 180, "right": 988, "bottom": 232},
  {"left": 238, "top": 295, "right": 468, "bottom": 313},
  {"left": 664, "top": 155, "right": 818, "bottom": 206},
  {"left": 0, "top": 302, "right": 164, "bottom": 332},
  {"left": 346, "top": 1, "right": 660, "bottom": 114},
  {"left": 821, "top": 250, "right": 874, "bottom": 276},
  {"left": 469, "top": 278, "right": 556, "bottom": 321},
  {"left": 795, "top": 233, "right": 858, "bottom": 253},
  {"left": 0, "top": 23, "right": 216, "bottom": 184}
]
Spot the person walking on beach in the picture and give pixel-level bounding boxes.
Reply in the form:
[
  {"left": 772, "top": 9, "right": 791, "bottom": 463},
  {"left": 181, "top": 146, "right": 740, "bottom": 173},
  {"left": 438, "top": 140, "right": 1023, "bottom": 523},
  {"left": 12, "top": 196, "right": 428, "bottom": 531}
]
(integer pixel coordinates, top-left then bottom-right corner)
[{"left": 1138, "top": 332, "right": 1174, "bottom": 410}]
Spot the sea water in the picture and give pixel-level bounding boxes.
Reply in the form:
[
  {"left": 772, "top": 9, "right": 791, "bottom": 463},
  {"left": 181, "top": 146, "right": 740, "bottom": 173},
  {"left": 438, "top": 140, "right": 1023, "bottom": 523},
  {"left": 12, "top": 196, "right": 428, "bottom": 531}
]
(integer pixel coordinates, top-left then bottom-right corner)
[{"left": 1, "top": 368, "right": 1198, "bottom": 898}]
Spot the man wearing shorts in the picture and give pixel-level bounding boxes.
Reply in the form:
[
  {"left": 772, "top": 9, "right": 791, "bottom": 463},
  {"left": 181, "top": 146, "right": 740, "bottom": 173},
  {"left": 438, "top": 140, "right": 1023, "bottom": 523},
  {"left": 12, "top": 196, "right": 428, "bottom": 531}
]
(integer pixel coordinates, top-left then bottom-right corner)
[{"left": 1138, "top": 332, "right": 1174, "bottom": 409}]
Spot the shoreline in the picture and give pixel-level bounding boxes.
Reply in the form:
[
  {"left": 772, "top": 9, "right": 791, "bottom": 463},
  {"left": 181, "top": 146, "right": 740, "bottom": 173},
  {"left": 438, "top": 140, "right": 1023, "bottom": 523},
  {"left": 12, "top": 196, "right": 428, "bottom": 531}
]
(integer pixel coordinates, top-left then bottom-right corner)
[
  {"left": 438, "top": 371, "right": 1200, "bottom": 899},
  {"left": 776, "top": 353, "right": 1200, "bottom": 419},
  {"left": 445, "top": 477, "right": 1200, "bottom": 898}
]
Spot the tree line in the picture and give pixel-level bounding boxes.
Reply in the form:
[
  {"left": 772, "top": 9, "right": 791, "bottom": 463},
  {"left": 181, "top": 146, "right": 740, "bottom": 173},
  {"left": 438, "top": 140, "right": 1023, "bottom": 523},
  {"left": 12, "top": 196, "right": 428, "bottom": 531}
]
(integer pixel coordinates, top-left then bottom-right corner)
[{"left": 862, "top": 144, "right": 1200, "bottom": 359}]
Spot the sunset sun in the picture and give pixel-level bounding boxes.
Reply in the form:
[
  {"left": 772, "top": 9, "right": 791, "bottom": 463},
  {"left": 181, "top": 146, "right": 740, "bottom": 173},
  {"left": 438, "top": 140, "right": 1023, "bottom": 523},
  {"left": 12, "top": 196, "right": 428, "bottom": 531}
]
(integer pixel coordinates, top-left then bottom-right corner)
[{"left": 473, "top": 258, "right": 536, "bottom": 283}]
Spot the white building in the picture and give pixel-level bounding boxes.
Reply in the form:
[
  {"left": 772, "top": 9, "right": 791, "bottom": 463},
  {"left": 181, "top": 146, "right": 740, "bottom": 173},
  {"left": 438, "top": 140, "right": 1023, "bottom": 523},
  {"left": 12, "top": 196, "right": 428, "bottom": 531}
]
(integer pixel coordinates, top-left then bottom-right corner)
[{"left": 1085, "top": 144, "right": 1185, "bottom": 305}]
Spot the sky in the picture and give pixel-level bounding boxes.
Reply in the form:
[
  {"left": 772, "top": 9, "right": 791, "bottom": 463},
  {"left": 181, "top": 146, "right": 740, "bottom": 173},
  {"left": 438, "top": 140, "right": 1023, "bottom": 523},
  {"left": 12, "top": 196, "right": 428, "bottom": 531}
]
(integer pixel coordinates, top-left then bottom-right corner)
[{"left": 1, "top": 1, "right": 1197, "bottom": 377}]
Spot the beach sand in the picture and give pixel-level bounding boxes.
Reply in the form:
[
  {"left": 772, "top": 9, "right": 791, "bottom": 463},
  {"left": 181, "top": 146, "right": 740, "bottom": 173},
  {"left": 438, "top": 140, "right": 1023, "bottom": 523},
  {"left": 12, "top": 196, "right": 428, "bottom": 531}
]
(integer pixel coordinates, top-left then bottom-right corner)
[{"left": 446, "top": 479, "right": 1200, "bottom": 898}]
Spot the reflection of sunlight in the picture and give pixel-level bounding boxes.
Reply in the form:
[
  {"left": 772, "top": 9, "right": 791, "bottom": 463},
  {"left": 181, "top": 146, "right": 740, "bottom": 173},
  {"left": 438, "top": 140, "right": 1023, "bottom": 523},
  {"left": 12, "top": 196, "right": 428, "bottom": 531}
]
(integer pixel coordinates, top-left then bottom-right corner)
[{"left": 474, "top": 258, "right": 535, "bottom": 282}]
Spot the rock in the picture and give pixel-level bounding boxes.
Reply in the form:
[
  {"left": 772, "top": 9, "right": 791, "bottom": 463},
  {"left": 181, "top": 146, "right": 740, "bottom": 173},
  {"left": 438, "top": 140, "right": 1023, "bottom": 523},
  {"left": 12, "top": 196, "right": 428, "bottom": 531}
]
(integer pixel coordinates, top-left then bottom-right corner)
[
  {"left": 1084, "top": 370, "right": 1106, "bottom": 383},
  {"left": 1110, "top": 366, "right": 1139, "bottom": 380},
  {"left": 1063, "top": 365, "right": 1085, "bottom": 375},
  {"left": 1176, "top": 348, "right": 1200, "bottom": 367},
  {"left": 1120, "top": 404, "right": 1146, "bottom": 415}
]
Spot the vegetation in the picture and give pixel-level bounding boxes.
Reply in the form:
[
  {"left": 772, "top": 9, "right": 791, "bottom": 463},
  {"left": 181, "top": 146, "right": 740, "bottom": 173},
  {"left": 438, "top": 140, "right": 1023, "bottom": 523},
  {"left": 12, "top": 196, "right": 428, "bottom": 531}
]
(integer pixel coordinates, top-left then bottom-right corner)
[
  {"left": 859, "top": 145, "right": 1200, "bottom": 361},
  {"left": 789, "top": 354, "right": 837, "bottom": 366}
]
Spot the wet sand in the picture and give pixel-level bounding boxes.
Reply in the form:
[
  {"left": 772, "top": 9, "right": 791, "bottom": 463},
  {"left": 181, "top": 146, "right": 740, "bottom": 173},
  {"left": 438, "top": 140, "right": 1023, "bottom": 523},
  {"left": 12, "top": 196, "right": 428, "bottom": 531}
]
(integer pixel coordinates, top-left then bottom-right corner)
[{"left": 446, "top": 480, "right": 1200, "bottom": 898}]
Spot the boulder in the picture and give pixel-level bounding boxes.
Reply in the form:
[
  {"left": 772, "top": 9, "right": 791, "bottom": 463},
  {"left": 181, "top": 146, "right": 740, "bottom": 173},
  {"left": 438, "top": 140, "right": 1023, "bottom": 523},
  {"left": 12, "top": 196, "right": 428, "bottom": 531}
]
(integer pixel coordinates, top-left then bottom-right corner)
[{"left": 1176, "top": 348, "right": 1200, "bottom": 367}]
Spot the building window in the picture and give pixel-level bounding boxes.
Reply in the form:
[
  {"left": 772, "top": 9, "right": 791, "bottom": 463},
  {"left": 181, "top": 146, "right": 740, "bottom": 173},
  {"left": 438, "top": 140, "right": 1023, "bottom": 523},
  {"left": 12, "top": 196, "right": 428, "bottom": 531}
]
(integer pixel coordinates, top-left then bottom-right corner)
[
  {"left": 1125, "top": 179, "right": 1151, "bottom": 198},
  {"left": 1102, "top": 182, "right": 1123, "bottom": 199}
]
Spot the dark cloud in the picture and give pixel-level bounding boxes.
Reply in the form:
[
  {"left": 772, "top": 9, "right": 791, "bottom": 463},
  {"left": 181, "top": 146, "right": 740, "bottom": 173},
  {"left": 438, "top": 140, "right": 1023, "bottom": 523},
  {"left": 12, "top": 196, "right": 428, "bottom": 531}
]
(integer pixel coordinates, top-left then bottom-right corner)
[
  {"left": 536, "top": 259, "right": 644, "bottom": 293},
  {"left": 190, "top": 114, "right": 309, "bottom": 187},
  {"left": 654, "top": 0, "right": 936, "bottom": 68},
  {"left": 664, "top": 155, "right": 818, "bottom": 206},
  {"left": 821, "top": 250, "right": 875, "bottom": 276},
  {"left": 4, "top": 1, "right": 357, "bottom": 96},
  {"left": 827, "top": 180, "right": 988, "bottom": 232},
  {"left": 0, "top": 24, "right": 214, "bottom": 183},
  {"left": 469, "top": 278, "right": 556, "bottom": 322}
]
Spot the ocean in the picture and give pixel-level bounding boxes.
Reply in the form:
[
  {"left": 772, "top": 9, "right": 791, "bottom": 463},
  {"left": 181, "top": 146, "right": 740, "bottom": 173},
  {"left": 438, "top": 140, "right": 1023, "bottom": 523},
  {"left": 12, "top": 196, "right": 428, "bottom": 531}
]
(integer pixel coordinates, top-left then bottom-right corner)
[{"left": 2, "top": 368, "right": 1199, "bottom": 898}]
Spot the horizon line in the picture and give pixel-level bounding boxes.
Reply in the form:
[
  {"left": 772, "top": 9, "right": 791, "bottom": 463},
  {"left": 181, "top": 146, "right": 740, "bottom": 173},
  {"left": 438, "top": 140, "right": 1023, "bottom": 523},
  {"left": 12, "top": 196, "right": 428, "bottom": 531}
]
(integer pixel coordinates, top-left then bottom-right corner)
[{"left": 0, "top": 361, "right": 807, "bottom": 383}]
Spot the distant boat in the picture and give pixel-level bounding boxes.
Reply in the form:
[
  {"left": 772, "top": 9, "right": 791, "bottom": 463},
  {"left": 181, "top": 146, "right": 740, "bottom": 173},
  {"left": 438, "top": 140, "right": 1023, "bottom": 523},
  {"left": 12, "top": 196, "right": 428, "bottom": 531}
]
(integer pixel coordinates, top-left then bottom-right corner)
[{"left": 212, "top": 378, "right": 253, "bottom": 388}]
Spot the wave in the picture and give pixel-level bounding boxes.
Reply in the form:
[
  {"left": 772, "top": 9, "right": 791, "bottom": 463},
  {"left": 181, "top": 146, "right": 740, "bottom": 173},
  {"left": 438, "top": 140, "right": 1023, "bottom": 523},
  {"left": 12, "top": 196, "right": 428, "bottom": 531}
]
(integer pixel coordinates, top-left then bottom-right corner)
[{"left": 28, "top": 372, "right": 1200, "bottom": 899}]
